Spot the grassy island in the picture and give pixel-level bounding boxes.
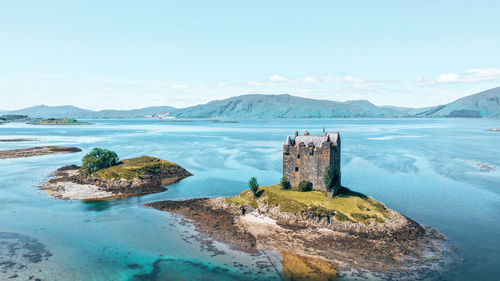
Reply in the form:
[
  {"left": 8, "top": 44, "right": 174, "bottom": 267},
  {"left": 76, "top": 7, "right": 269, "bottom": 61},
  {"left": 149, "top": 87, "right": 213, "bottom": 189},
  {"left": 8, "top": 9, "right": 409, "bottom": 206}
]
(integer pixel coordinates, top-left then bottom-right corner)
[
  {"left": 226, "top": 185, "right": 391, "bottom": 224},
  {"left": 42, "top": 148, "right": 192, "bottom": 200},
  {"left": 92, "top": 156, "right": 181, "bottom": 180},
  {"left": 147, "top": 184, "right": 441, "bottom": 280},
  {"left": 147, "top": 178, "right": 448, "bottom": 280},
  {"left": 28, "top": 118, "right": 91, "bottom": 125}
]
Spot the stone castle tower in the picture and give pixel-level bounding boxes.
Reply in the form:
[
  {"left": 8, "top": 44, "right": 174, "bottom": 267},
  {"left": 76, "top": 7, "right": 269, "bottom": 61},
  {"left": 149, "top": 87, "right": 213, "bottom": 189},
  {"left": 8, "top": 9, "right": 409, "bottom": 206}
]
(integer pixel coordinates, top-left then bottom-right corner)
[{"left": 283, "top": 131, "right": 341, "bottom": 197}]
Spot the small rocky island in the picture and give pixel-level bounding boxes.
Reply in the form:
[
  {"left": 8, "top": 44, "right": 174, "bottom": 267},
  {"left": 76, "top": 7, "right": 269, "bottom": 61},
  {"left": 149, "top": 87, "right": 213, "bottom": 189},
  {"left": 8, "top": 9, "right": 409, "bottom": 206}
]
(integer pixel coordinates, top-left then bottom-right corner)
[
  {"left": 0, "top": 146, "right": 81, "bottom": 159},
  {"left": 42, "top": 148, "right": 191, "bottom": 200},
  {"left": 27, "top": 117, "right": 91, "bottom": 125},
  {"left": 0, "top": 114, "right": 91, "bottom": 125},
  {"left": 147, "top": 131, "right": 453, "bottom": 280},
  {"left": 0, "top": 138, "right": 39, "bottom": 142}
]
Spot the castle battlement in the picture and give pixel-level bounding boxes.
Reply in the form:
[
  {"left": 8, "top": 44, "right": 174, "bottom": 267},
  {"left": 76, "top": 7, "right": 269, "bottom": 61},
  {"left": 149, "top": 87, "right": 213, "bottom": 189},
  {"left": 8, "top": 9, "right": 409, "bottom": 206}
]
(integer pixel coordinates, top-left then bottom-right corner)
[{"left": 283, "top": 131, "right": 341, "bottom": 197}]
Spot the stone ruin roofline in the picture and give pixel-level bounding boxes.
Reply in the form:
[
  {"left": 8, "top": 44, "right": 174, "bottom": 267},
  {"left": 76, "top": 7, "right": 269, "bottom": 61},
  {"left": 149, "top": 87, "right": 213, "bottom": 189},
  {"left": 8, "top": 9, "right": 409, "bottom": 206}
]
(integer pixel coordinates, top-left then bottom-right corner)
[{"left": 285, "top": 131, "right": 339, "bottom": 148}]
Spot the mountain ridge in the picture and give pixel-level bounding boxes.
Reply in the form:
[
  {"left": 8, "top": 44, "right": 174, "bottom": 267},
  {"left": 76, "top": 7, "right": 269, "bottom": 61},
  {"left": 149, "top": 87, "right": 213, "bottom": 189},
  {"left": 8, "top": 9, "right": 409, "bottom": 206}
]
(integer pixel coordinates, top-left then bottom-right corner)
[
  {"left": 170, "top": 94, "right": 405, "bottom": 118},
  {"left": 415, "top": 87, "right": 500, "bottom": 117},
  {"left": 4, "top": 105, "right": 176, "bottom": 119},
  {"left": 2, "top": 87, "right": 499, "bottom": 118},
  {"left": 169, "top": 87, "right": 500, "bottom": 118}
]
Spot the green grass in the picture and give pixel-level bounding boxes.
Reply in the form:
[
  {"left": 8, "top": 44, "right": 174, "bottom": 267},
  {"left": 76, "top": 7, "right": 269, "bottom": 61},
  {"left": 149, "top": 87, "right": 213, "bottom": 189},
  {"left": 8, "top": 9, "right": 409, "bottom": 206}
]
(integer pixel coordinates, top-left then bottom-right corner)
[
  {"left": 92, "top": 156, "right": 179, "bottom": 180},
  {"left": 225, "top": 185, "right": 391, "bottom": 224}
]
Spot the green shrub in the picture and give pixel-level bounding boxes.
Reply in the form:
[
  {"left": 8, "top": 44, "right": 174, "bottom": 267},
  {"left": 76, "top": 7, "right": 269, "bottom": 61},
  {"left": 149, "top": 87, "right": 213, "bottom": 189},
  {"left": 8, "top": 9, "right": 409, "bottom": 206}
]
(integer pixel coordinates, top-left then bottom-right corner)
[
  {"left": 80, "top": 148, "right": 119, "bottom": 176},
  {"left": 248, "top": 177, "right": 259, "bottom": 196},
  {"left": 280, "top": 177, "right": 291, "bottom": 190},
  {"left": 323, "top": 167, "right": 333, "bottom": 190},
  {"left": 296, "top": 180, "right": 312, "bottom": 192}
]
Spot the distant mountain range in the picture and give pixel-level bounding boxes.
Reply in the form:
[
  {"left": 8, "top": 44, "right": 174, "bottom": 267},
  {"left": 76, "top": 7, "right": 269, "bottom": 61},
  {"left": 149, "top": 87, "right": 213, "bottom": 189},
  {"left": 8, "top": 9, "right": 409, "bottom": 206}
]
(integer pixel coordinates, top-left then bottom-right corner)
[
  {"left": 2, "top": 87, "right": 499, "bottom": 119},
  {"left": 413, "top": 87, "right": 500, "bottom": 117},
  {"left": 3, "top": 105, "right": 176, "bottom": 119},
  {"left": 169, "top": 87, "right": 500, "bottom": 118},
  {"left": 170, "top": 95, "right": 405, "bottom": 118}
]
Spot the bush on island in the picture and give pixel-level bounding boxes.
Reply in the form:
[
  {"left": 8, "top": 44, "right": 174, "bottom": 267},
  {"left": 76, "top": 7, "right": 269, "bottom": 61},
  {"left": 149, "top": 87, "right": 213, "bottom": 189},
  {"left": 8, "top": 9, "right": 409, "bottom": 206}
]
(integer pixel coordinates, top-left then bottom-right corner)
[
  {"left": 323, "top": 167, "right": 333, "bottom": 190},
  {"left": 248, "top": 177, "right": 259, "bottom": 196},
  {"left": 80, "top": 148, "right": 119, "bottom": 176},
  {"left": 280, "top": 177, "right": 291, "bottom": 190},
  {"left": 296, "top": 180, "right": 313, "bottom": 192}
]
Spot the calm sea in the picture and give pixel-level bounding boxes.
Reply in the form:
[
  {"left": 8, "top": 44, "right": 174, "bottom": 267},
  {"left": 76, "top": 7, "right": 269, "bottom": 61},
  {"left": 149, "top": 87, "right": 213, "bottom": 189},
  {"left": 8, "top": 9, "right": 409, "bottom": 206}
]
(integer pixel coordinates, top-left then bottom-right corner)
[{"left": 0, "top": 119, "right": 499, "bottom": 280}]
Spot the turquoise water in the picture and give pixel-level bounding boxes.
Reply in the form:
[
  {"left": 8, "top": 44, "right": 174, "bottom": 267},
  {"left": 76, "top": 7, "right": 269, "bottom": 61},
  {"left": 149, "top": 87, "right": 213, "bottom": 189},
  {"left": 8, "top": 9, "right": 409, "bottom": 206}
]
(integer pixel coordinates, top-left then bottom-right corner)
[{"left": 1, "top": 119, "right": 499, "bottom": 280}]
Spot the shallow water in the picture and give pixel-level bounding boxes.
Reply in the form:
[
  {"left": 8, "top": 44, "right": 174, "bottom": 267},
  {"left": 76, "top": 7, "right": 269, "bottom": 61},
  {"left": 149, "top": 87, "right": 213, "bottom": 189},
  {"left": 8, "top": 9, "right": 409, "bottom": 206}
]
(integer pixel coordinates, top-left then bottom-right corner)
[{"left": 0, "top": 119, "right": 499, "bottom": 280}]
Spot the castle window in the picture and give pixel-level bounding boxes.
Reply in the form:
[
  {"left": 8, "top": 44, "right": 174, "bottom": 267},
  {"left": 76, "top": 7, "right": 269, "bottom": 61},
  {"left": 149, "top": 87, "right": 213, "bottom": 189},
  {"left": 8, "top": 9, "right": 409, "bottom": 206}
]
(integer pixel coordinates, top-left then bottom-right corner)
[
  {"left": 295, "top": 167, "right": 299, "bottom": 172},
  {"left": 297, "top": 154, "right": 300, "bottom": 159}
]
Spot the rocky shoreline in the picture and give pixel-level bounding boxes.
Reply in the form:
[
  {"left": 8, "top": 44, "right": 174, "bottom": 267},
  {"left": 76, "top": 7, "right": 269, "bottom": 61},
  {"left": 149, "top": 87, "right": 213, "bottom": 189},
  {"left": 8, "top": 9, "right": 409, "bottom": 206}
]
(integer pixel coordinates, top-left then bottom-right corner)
[
  {"left": 146, "top": 197, "right": 456, "bottom": 280},
  {"left": 0, "top": 138, "right": 39, "bottom": 142},
  {"left": 42, "top": 163, "right": 192, "bottom": 200},
  {"left": 0, "top": 146, "right": 81, "bottom": 159}
]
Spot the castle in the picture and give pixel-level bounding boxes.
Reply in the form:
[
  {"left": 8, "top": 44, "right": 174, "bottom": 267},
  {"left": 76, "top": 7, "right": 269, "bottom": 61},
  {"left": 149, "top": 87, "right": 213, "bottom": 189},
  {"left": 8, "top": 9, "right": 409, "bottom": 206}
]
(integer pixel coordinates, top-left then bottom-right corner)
[{"left": 283, "top": 130, "right": 341, "bottom": 197}]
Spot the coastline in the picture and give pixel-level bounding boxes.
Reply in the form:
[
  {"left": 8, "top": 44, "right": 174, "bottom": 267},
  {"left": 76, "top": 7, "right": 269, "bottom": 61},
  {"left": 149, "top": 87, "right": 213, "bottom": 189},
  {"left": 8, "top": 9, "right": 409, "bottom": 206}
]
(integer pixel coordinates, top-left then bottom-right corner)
[
  {"left": 42, "top": 161, "right": 192, "bottom": 200},
  {"left": 0, "top": 138, "right": 39, "bottom": 142},
  {"left": 0, "top": 146, "right": 81, "bottom": 159},
  {"left": 146, "top": 196, "right": 455, "bottom": 280}
]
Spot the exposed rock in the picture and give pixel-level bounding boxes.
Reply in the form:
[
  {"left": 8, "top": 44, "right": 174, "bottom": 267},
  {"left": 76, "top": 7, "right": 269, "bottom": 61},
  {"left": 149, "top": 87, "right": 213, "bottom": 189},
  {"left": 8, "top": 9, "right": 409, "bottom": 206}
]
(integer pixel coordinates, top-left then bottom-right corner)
[
  {"left": 0, "top": 232, "right": 51, "bottom": 280},
  {"left": 146, "top": 197, "right": 455, "bottom": 280},
  {"left": 147, "top": 198, "right": 257, "bottom": 254},
  {"left": 0, "top": 146, "right": 81, "bottom": 159},
  {"left": 0, "top": 138, "right": 39, "bottom": 142}
]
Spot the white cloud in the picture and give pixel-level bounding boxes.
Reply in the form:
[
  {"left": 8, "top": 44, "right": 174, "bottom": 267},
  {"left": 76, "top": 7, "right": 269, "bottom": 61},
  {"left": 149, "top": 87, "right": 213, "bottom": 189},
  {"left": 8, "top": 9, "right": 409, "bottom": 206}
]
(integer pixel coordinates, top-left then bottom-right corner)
[
  {"left": 246, "top": 80, "right": 265, "bottom": 86},
  {"left": 293, "top": 89, "right": 312, "bottom": 94},
  {"left": 243, "top": 74, "right": 391, "bottom": 92},
  {"left": 298, "top": 76, "right": 317, "bottom": 83},
  {"left": 418, "top": 68, "right": 500, "bottom": 85},
  {"left": 436, "top": 73, "right": 460, "bottom": 83},
  {"left": 247, "top": 75, "right": 322, "bottom": 86},
  {"left": 325, "top": 75, "right": 383, "bottom": 90},
  {"left": 463, "top": 68, "right": 500, "bottom": 81},
  {"left": 247, "top": 74, "right": 375, "bottom": 87},
  {"left": 6, "top": 71, "right": 403, "bottom": 110},
  {"left": 268, "top": 75, "right": 287, "bottom": 82},
  {"left": 169, "top": 83, "right": 188, "bottom": 89}
]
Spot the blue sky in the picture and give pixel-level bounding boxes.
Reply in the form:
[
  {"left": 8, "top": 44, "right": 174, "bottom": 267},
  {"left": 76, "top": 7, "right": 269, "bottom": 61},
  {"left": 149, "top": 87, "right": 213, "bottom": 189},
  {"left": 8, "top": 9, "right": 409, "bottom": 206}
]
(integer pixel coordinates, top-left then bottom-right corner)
[{"left": 1, "top": 0, "right": 499, "bottom": 110}]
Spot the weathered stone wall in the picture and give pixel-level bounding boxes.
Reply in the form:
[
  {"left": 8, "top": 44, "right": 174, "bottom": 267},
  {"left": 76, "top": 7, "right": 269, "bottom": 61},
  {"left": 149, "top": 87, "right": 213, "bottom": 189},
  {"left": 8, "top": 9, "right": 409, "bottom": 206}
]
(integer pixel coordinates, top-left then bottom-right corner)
[
  {"left": 283, "top": 137, "right": 341, "bottom": 195},
  {"left": 329, "top": 138, "right": 341, "bottom": 196}
]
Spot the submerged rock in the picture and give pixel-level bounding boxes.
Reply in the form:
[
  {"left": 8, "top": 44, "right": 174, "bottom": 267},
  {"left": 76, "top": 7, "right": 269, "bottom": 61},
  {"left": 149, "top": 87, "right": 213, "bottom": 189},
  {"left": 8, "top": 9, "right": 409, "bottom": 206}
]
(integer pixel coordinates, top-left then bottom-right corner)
[
  {"left": 282, "top": 251, "right": 338, "bottom": 281},
  {"left": 0, "top": 232, "right": 52, "bottom": 280}
]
